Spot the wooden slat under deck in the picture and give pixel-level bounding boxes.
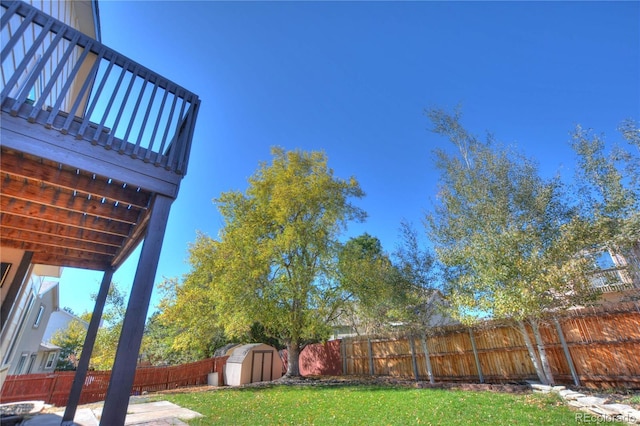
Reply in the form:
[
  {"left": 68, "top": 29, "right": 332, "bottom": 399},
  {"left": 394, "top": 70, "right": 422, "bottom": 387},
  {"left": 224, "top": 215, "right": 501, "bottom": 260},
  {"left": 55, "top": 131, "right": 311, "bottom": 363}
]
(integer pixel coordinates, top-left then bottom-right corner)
[{"left": 0, "top": 147, "right": 154, "bottom": 270}]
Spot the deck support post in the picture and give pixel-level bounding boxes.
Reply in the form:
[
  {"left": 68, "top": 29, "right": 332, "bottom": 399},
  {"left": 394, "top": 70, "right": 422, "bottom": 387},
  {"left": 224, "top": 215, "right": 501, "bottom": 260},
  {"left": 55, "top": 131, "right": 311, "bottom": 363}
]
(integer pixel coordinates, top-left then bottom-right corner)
[
  {"left": 99, "top": 195, "right": 173, "bottom": 426},
  {"left": 0, "top": 251, "right": 33, "bottom": 331},
  {"left": 62, "top": 268, "right": 114, "bottom": 424}
]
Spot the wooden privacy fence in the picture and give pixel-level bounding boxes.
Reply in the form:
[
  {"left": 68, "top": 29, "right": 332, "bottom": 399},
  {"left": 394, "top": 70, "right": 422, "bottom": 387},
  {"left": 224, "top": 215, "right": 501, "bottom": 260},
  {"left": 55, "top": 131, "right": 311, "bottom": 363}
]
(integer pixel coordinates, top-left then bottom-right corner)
[
  {"left": 2, "top": 304, "right": 637, "bottom": 405},
  {"left": 281, "top": 339, "right": 342, "bottom": 376},
  {"left": 0, "top": 356, "right": 228, "bottom": 406},
  {"left": 340, "top": 302, "right": 640, "bottom": 389}
]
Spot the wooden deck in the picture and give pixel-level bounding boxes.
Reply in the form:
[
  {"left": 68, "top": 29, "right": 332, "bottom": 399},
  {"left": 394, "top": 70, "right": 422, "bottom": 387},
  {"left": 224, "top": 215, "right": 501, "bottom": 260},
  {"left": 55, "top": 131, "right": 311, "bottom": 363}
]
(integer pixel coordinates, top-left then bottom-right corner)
[
  {"left": 1, "top": 0, "right": 200, "bottom": 270},
  {"left": 1, "top": 2, "right": 201, "bottom": 422}
]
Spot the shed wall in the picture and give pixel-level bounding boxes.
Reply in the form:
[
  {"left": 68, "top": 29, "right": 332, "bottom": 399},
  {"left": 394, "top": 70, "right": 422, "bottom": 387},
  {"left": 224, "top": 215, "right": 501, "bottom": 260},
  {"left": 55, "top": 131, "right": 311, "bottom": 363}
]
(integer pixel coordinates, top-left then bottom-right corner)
[{"left": 224, "top": 344, "right": 283, "bottom": 386}]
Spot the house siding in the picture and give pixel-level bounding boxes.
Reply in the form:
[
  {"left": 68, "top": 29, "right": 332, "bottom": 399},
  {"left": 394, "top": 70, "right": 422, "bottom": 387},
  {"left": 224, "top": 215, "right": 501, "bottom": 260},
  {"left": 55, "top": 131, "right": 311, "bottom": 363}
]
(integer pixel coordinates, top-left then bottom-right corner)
[{"left": 5, "top": 276, "right": 60, "bottom": 375}]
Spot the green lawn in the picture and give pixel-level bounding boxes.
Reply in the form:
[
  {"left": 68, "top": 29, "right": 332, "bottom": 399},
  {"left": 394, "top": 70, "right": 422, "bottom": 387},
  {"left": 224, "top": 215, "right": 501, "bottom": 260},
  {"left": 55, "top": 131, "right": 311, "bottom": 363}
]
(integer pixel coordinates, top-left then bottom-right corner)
[{"left": 160, "top": 384, "right": 579, "bottom": 425}]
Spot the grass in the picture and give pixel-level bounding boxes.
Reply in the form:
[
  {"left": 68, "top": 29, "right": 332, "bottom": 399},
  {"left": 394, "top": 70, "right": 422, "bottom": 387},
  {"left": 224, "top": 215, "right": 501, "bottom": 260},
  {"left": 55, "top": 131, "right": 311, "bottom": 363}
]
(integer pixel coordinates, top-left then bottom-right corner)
[{"left": 159, "top": 384, "right": 579, "bottom": 425}]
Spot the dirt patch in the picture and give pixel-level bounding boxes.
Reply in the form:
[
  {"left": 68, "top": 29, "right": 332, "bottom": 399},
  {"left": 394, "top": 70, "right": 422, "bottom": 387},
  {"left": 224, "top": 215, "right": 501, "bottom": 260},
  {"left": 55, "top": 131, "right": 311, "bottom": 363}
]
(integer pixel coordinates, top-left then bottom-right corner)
[{"left": 157, "top": 385, "right": 219, "bottom": 395}]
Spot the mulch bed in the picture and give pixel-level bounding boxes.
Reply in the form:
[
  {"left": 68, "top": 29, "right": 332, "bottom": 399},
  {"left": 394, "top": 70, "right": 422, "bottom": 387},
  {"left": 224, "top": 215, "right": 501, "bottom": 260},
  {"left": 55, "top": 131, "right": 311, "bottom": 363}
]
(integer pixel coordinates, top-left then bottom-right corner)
[
  {"left": 274, "top": 375, "right": 531, "bottom": 393},
  {"left": 157, "top": 375, "right": 530, "bottom": 393}
]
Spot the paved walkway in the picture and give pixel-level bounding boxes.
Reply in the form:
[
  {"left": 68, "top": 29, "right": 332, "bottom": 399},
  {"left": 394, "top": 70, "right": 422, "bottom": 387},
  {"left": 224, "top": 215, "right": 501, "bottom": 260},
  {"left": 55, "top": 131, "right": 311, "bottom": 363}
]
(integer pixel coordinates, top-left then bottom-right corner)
[
  {"left": 5, "top": 399, "right": 202, "bottom": 426},
  {"left": 530, "top": 383, "right": 640, "bottom": 424}
]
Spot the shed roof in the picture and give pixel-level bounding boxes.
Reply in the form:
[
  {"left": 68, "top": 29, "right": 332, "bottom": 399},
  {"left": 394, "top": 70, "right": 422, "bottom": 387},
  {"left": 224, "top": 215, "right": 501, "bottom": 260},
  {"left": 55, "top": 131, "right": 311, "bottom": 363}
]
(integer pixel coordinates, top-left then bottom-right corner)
[
  {"left": 227, "top": 343, "right": 265, "bottom": 364},
  {"left": 214, "top": 343, "right": 241, "bottom": 358}
]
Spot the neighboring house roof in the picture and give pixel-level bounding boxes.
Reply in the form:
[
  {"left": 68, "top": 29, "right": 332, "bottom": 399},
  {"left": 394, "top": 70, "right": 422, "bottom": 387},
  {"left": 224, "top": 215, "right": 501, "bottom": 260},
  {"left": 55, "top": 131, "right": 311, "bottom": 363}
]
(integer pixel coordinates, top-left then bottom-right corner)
[
  {"left": 93, "top": 0, "right": 102, "bottom": 41},
  {"left": 40, "top": 342, "right": 61, "bottom": 351},
  {"left": 38, "top": 280, "right": 59, "bottom": 297},
  {"left": 37, "top": 280, "right": 60, "bottom": 321},
  {"left": 331, "top": 288, "right": 459, "bottom": 339},
  {"left": 42, "top": 310, "right": 88, "bottom": 344}
]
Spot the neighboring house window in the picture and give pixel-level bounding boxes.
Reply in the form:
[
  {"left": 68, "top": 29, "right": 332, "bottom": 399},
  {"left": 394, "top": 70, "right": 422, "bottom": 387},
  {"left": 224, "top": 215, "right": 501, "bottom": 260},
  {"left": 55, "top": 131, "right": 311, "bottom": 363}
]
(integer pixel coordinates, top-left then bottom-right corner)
[
  {"left": 15, "top": 352, "right": 29, "bottom": 374},
  {"left": 26, "top": 354, "right": 37, "bottom": 374},
  {"left": 589, "top": 249, "right": 632, "bottom": 291},
  {"left": 33, "top": 304, "right": 45, "bottom": 328},
  {"left": 44, "top": 352, "right": 56, "bottom": 369}
]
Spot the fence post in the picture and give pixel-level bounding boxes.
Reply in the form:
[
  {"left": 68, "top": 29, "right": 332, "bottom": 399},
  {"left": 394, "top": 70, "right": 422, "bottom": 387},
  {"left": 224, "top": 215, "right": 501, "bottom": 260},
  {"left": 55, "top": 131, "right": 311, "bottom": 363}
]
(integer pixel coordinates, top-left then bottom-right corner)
[
  {"left": 367, "top": 339, "right": 375, "bottom": 376},
  {"left": 163, "top": 363, "right": 170, "bottom": 390},
  {"left": 47, "top": 374, "right": 58, "bottom": 405},
  {"left": 215, "top": 356, "right": 227, "bottom": 386},
  {"left": 409, "top": 336, "right": 419, "bottom": 381},
  {"left": 469, "top": 328, "right": 484, "bottom": 384},
  {"left": 341, "top": 339, "right": 348, "bottom": 375},
  {"left": 421, "top": 334, "right": 435, "bottom": 384},
  {"left": 554, "top": 318, "right": 580, "bottom": 387}
]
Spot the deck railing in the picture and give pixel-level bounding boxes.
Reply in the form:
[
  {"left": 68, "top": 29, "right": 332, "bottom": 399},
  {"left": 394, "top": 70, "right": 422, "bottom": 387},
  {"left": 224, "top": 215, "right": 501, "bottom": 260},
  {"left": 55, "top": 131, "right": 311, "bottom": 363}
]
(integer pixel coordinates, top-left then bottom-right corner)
[
  {"left": 589, "top": 267, "right": 637, "bottom": 294},
  {"left": 0, "top": 0, "right": 199, "bottom": 176}
]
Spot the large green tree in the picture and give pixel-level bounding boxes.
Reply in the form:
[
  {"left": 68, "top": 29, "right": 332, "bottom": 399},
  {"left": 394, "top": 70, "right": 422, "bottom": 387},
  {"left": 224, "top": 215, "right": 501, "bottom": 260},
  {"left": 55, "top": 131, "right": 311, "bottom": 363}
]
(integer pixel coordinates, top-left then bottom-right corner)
[
  {"left": 337, "top": 225, "right": 440, "bottom": 335},
  {"left": 391, "top": 221, "right": 441, "bottom": 331},
  {"left": 337, "top": 233, "right": 399, "bottom": 335},
  {"left": 49, "top": 283, "right": 127, "bottom": 371},
  {"left": 425, "top": 108, "right": 596, "bottom": 384},
  {"left": 173, "top": 147, "right": 365, "bottom": 376},
  {"left": 50, "top": 312, "right": 90, "bottom": 370},
  {"left": 90, "top": 283, "right": 127, "bottom": 370},
  {"left": 139, "top": 310, "right": 219, "bottom": 366},
  {"left": 153, "top": 274, "right": 227, "bottom": 363}
]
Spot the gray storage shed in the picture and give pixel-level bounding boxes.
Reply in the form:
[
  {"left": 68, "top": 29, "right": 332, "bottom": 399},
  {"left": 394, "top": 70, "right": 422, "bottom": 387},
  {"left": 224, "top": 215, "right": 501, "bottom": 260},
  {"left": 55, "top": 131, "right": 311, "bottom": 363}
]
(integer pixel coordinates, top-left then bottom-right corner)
[{"left": 224, "top": 343, "right": 283, "bottom": 386}]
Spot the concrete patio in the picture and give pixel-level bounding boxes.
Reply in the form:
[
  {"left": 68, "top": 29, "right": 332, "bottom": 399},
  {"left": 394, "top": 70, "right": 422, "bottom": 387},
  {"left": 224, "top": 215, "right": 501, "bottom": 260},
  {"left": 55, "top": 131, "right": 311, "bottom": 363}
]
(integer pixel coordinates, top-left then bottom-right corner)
[{"left": 2, "top": 398, "right": 203, "bottom": 426}]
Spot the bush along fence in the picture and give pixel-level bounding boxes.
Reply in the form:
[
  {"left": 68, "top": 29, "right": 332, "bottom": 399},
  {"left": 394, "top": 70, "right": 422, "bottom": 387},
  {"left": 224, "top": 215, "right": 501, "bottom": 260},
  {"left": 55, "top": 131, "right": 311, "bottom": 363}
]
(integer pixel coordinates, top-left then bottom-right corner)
[
  {"left": 0, "top": 356, "right": 228, "bottom": 406},
  {"left": 338, "top": 301, "right": 640, "bottom": 389}
]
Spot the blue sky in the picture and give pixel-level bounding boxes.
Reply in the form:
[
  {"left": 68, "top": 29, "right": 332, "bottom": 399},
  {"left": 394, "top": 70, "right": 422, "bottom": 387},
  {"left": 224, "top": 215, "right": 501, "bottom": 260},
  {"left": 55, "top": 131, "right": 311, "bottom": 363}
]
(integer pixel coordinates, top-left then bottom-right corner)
[{"left": 58, "top": 1, "right": 639, "bottom": 315}]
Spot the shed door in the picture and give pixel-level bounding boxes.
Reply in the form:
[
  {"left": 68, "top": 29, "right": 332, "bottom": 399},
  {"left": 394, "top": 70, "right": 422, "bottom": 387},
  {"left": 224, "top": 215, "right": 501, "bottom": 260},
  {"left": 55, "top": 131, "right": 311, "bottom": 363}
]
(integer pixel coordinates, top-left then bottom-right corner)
[{"left": 251, "top": 350, "right": 273, "bottom": 383}]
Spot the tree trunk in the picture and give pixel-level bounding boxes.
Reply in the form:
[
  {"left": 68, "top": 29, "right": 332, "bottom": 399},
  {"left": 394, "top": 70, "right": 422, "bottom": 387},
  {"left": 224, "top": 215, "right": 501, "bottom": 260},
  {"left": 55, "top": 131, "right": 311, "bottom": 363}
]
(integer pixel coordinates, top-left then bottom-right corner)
[
  {"left": 530, "top": 319, "right": 555, "bottom": 385},
  {"left": 421, "top": 334, "right": 435, "bottom": 384},
  {"left": 554, "top": 318, "right": 580, "bottom": 387},
  {"left": 285, "top": 342, "right": 301, "bottom": 377},
  {"left": 518, "top": 320, "right": 548, "bottom": 385}
]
